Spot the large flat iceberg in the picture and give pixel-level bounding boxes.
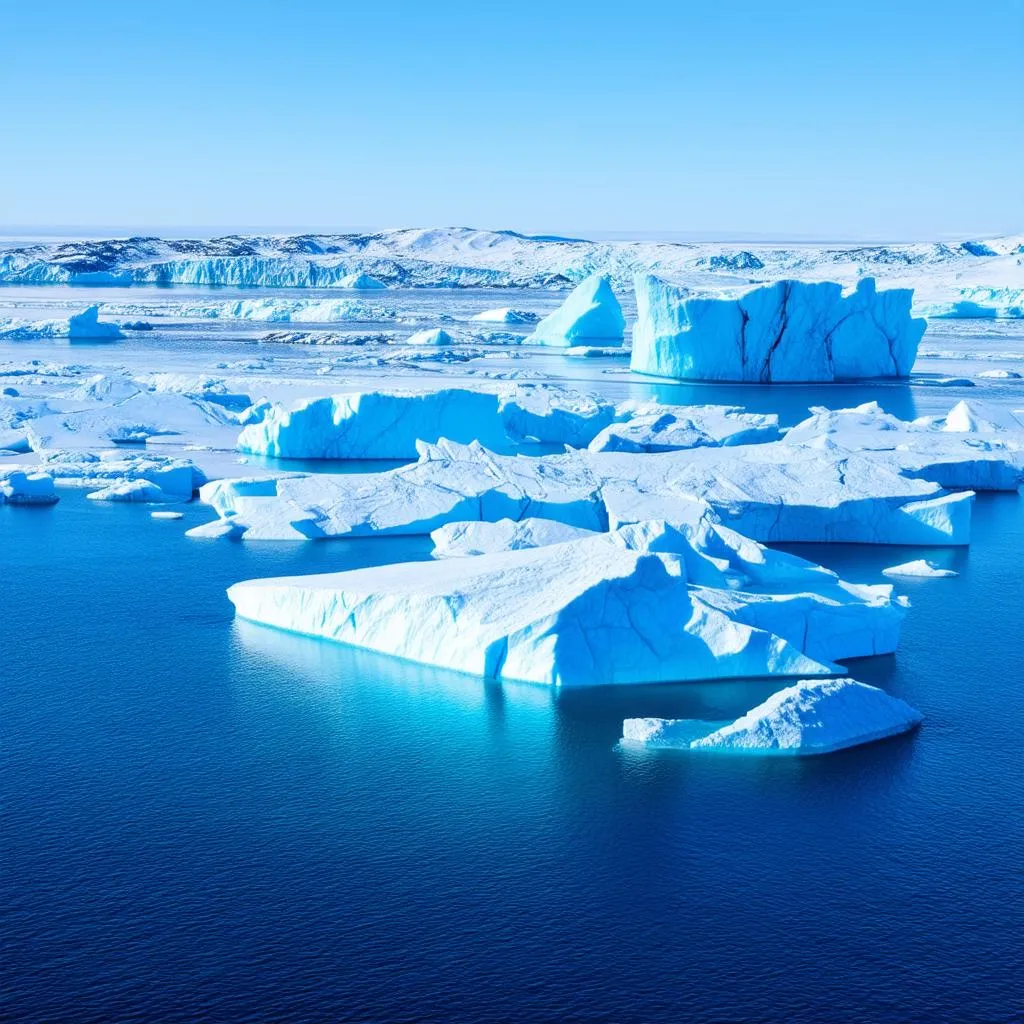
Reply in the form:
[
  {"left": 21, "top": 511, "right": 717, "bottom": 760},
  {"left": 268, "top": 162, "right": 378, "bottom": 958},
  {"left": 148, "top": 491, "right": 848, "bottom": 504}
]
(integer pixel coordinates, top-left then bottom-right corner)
[
  {"left": 227, "top": 530, "right": 836, "bottom": 687},
  {"left": 199, "top": 437, "right": 973, "bottom": 545},
  {"left": 623, "top": 678, "right": 922, "bottom": 755},
  {"left": 631, "top": 276, "right": 926, "bottom": 382}
]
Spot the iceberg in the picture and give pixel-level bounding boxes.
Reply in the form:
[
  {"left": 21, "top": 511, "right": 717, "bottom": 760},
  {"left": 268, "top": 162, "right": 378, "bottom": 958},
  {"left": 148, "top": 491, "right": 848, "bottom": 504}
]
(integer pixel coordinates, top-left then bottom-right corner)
[
  {"left": 526, "top": 274, "right": 625, "bottom": 348},
  {"left": 499, "top": 387, "right": 615, "bottom": 447},
  {"left": 86, "top": 479, "right": 173, "bottom": 503},
  {"left": 24, "top": 392, "right": 240, "bottom": 452},
  {"left": 403, "top": 328, "right": 454, "bottom": 346},
  {"left": 0, "top": 469, "right": 59, "bottom": 505},
  {"left": 33, "top": 451, "right": 202, "bottom": 499},
  {"left": 630, "top": 276, "right": 926, "bottom": 382},
  {"left": 237, "top": 389, "right": 512, "bottom": 460},
  {"left": 227, "top": 531, "right": 834, "bottom": 687},
  {"left": 622, "top": 678, "right": 923, "bottom": 754},
  {"left": 588, "top": 403, "right": 781, "bottom": 453},
  {"left": 200, "top": 437, "right": 974, "bottom": 545},
  {"left": 882, "top": 559, "right": 958, "bottom": 578},
  {"left": 783, "top": 401, "right": 1024, "bottom": 491},
  {"left": 0, "top": 304, "right": 124, "bottom": 341},
  {"left": 431, "top": 514, "right": 905, "bottom": 664}
]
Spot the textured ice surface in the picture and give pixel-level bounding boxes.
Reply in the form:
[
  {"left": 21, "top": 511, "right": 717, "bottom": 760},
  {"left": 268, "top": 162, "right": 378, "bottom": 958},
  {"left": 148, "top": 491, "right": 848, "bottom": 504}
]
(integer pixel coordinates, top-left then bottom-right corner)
[
  {"left": 631, "top": 276, "right": 925, "bottom": 382},
  {"left": 471, "top": 308, "right": 539, "bottom": 324},
  {"left": 431, "top": 518, "right": 598, "bottom": 558},
  {"left": 526, "top": 274, "right": 625, "bottom": 348},
  {"left": 623, "top": 678, "right": 922, "bottom": 754},
  {"left": 227, "top": 530, "right": 835, "bottom": 687},
  {"left": 783, "top": 401, "right": 1024, "bottom": 491},
  {"left": 404, "top": 328, "right": 454, "bottom": 346},
  {"left": 200, "top": 436, "right": 972, "bottom": 545},
  {"left": 589, "top": 403, "right": 781, "bottom": 453}
]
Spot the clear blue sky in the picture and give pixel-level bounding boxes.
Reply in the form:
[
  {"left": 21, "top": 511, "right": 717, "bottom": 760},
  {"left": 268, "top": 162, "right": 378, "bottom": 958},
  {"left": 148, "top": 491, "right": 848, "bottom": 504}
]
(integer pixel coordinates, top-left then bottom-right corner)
[{"left": 2, "top": 0, "right": 1021, "bottom": 239}]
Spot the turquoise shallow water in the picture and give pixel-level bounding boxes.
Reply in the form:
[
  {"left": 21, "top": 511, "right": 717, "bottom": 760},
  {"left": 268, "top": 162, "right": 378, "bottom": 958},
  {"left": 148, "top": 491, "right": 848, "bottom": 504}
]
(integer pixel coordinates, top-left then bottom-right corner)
[{"left": 2, "top": 483, "right": 1022, "bottom": 1023}]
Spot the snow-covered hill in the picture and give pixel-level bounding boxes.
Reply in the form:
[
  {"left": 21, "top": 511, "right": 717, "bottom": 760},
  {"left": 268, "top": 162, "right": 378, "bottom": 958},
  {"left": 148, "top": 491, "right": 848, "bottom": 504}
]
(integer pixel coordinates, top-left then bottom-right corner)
[{"left": 1, "top": 228, "right": 1020, "bottom": 310}]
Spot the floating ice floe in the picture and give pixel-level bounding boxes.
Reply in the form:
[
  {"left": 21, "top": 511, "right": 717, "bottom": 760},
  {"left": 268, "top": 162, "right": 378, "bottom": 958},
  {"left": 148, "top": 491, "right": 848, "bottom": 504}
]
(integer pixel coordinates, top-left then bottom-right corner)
[
  {"left": 24, "top": 391, "right": 241, "bottom": 452},
  {"left": 976, "top": 369, "right": 1022, "bottom": 380},
  {"left": 631, "top": 277, "right": 925, "bottom": 382},
  {"left": 882, "top": 559, "right": 958, "bottom": 578},
  {"left": 470, "top": 308, "right": 539, "bottom": 324},
  {"left": 0, "top": 469, "right": 58, "bottom": 505},
  {"left": 34, "top": 451, "right": 203, "bottom": 500},
  {"left": 526, "top": 274, "right": 625, "bottom": 348},
  {"left": 622, "top": 678, "right": 923, "bottom": 755},
  {"left": 0, "top": 305, "right": 124, "bottom": 341},
  {"left": 588, "top": 403, "right": 781, "bottom": 453},
  {"left": 151, "top": 510, "right": 184, "bottom": 520},
  {"left": 199, "top": 437, "right": 971, "bottom": 545},
  {"left": 227, "top": 529, "right": 842, "bottom": 687},
  {"left": 783, "top": 401, "right": 1024, "bottom": 491},
  {"left": 87, "top": 479, "right": 175, "bottom": 503}
]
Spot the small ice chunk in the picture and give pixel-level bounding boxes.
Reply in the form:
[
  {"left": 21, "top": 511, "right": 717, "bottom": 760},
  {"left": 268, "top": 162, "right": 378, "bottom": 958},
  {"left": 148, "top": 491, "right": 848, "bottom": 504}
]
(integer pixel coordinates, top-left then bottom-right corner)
[
  {"left": 882, "top": 559, "right": 958, "bottom": 578},
  {"left": 404, "top": 328, "right": 454, "bottom": 346},
  {"left": 623, "top": 678, "right": 922, "bottom": 755},
  {"left": 471, "top": 308, "right": 539, "bottom": 324},
  {"left": 87, "top": 479, "right": 170, "bottom": 502},
  {"left": 151, "top": 510, "right": 184, "bottom": 520},
  {"left": 0, "top": 470, "right": 59, "bottom": 505}
]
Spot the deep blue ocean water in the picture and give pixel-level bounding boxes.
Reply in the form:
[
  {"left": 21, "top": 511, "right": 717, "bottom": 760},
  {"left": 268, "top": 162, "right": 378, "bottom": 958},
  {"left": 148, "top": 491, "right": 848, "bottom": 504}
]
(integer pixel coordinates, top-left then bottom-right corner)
[{"left": 3, "top": 483, "right": 1022, "bottom": 1024}]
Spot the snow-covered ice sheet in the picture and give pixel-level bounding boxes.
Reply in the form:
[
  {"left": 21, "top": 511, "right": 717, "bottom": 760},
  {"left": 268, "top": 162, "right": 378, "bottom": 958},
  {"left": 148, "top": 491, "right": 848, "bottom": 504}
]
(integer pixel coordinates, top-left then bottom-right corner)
[{"left": 622, "top": 678, "right": 922, "bottom": 754}]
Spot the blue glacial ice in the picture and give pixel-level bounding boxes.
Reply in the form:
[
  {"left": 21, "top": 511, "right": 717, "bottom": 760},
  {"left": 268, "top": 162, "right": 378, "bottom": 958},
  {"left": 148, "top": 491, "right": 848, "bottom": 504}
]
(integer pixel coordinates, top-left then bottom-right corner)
[
  {"left": 227, "top": 528, "right": 839, "bottom": 687},
  {"left": 630, "top": 276, "right": 926, "bottom": 382},
  {"left": 623, "top": 678, "right": 923, "bottom": 755},
  {"left": 0, "top": 469, "right": 59, "bottom": 505},
  {"left": 526, "top": 274, "right": 625, "bottom": 347},
  {"left": 0, "top": 305, "right": 124, "bottom": 341}
]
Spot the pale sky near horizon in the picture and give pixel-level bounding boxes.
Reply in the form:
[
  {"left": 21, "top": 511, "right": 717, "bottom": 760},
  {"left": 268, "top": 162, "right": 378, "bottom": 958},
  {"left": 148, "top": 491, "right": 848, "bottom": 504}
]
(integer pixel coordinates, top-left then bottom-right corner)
[{"left": 2, "top": 0, "right": 1022, "bottom": 240}]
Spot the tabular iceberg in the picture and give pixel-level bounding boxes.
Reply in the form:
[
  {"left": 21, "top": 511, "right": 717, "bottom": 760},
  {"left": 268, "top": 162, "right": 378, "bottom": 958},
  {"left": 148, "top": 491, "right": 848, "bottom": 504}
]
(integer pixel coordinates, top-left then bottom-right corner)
[
  {"left": 623, "top": 678, "right": 922, "bottom": 754},
  {"left": 227, "top": 531, "right": 834, "bottom": 687},
  {"left": 431, "top": 518, "right": 599, "bottom": 558},
  {"left": 526, "top": 274, "right": 625, "bottom": 348},
  {"left": 237, "top": 389, "right": 513, "bottom": 460},
  {"left": 630, "top": 276, "right": 926, "bottom": 382},
  {"left": 200, "top": 437, "right": 973, "bottom": 545}
]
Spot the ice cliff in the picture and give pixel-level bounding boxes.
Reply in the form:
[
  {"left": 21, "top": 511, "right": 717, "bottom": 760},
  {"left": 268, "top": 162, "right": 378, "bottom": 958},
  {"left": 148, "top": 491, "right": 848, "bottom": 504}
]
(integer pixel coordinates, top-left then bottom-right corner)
[{"left": 630, "top": 276, "right": 926, "bottom": 382}]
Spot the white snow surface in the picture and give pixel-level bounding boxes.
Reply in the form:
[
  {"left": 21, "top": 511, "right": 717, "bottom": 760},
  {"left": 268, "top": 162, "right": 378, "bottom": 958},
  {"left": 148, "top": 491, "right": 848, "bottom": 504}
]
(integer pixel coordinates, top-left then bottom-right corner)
[
  {"left": 0, "top": 305, "right": 124, "bottom": 341},
  {"left": 623, "top": 678, "right": 922, "bottom": 754},
  {"left": 631, "top": 276, "right": 926, "bottom": 382}
]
